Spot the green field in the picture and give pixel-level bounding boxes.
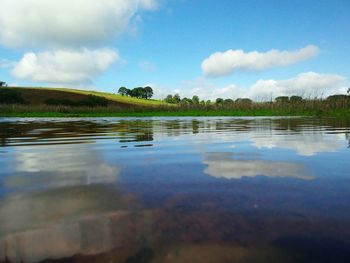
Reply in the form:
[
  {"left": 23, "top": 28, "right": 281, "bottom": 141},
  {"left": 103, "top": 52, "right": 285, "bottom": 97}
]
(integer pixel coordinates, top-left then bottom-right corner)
[{"left": 1, "top": 86, "right": 168, "bottom": 107}]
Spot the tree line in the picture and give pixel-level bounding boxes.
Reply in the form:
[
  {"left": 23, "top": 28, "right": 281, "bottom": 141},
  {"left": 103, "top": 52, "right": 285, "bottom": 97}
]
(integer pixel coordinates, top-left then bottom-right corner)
[
  {"left": 163, "top": 93, "right": 350, "bottom": 105},
  {"left": 164, "top": 94, "right": 255, "bottom": 105},
  {"left": 118, "top": 86, "right": 153, "bottom": 99}
]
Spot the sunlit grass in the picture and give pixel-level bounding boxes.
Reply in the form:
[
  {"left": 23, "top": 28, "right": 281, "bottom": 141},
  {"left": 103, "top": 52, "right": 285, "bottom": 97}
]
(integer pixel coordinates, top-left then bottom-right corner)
[
  {"left": 1, "top": 104, "right": 350, "bottom": 118},
  {"left": 9, "top": 86, "right": 170, "bottom": 106}
]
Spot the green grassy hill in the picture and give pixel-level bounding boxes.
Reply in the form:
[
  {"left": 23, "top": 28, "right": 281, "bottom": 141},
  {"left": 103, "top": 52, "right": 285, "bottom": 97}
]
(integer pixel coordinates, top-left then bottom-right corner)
[{"left": 1, "top": 86, "right": 168, "bottom": 107}]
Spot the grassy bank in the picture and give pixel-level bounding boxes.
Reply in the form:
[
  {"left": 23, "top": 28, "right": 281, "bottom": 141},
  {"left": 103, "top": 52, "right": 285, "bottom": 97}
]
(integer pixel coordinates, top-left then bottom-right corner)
[
  {"left": 1, "top": 104, "right": 350, "bottom": 118},
  {"left": 1, "top": 87, "right": 350, "bottom": 118},
  {"left": 0, "top": 87, "right": 168, "bottom": 107}
]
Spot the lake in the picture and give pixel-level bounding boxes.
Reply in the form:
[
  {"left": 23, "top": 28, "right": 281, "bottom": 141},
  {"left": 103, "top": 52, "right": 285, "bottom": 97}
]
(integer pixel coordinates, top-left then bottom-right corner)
[{"left": 1, "top": 117, "right": 350, "bottom": 263}]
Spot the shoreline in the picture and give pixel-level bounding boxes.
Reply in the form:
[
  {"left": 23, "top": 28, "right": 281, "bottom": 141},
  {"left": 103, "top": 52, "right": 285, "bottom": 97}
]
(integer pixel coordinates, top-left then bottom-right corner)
[{"left": 1, "top": 109, "right": 349, "bottom": 118}]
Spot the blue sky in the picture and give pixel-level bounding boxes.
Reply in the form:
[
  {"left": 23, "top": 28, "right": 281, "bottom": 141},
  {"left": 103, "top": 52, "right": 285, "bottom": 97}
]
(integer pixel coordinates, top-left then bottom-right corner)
[{"left": 0, "top": 0, "right": 349, "bottom": 100}]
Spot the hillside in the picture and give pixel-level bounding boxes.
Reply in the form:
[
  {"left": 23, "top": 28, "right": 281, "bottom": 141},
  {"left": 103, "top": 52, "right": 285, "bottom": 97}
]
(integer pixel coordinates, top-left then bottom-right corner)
[{"left": 1, "top": 87, "right": 167, "bottom": 107}]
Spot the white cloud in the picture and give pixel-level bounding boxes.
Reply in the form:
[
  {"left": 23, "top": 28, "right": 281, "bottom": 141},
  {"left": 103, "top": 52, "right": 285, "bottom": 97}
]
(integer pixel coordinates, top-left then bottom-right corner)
[
  {"left": 11, "top": 48, "right": 120, "bottom": 84},
  {"left": 247, "top": 72, "right": 346, "bottom": 100},
  {"left": 0, "top": 0, "right": 159, "bottom": 85},
  {"left": 152, "top": 78, "right": 246, "bottom": 101},
  {"left": 0, "top": 0, "right": 159, "bottom": 49},
  {"left": 157, "top": 72, "right": 346, "bottom": 101},
  {"left": 202, "top": 45, "right": 320, "bottom": 77}
]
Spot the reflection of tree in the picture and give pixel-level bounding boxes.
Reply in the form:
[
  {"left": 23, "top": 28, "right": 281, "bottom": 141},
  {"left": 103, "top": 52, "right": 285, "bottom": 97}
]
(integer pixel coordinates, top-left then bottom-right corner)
[
  {"left": 118, "top": 120, "right": 154, "bottom": 145},
  {"left": 346, "top": 133, "right": 350, "bottom": 148},
  {"left": 2, "top": 118, "right": 350, "bottom": 148},
  {"left": 192, "top": 120, "right": 200, "bottom": 134},
  {"left": 0, "top": 120, "right": 156, "bottom": 147},
  {"left": 164, "top": 120, "right": 182, "bottom": 137},
  {"left": 0, "top": 135, "right": 8, "bottom": 147}
]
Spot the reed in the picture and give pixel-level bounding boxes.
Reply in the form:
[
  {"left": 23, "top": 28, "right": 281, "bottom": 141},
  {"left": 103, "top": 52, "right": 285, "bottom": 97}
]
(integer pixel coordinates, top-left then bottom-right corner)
[{"left": 1, "top": 98, "right": 349, "bottom": 118}]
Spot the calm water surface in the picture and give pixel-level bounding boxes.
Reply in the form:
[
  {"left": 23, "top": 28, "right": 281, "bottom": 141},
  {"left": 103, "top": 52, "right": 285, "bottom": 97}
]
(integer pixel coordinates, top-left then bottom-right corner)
[{"left": 0, "top": 117, "right": 350, "bottom": 263}]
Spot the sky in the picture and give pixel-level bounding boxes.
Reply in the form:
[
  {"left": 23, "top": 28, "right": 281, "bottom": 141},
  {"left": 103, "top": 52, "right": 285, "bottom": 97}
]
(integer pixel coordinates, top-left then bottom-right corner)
[{"left": 0, "top": 0, "right": 349, "bottom": 100}]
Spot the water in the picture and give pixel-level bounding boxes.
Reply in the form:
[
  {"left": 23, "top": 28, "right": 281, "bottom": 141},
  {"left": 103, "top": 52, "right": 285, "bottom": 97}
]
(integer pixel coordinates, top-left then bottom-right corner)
[{"left": 0, "top": 117, "right": 350, "bottom": 263}]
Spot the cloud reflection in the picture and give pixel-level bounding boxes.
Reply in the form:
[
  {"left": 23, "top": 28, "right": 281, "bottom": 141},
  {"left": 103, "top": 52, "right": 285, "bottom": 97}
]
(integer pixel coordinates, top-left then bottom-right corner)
[
  {"left": 5, "top": 145, "right": 120, "bottom": 189},
  {"left": 0, "top": 144, "right": 125, "bottom": 262},
  {"left": 203, "top": 153, "right": 313, "bottom": 180},
  {"left": 251, "top": 133, "right": 343, "bottom": 156},
  {"left": 0, "top": 186, "right": 149, "bottom": 263}
]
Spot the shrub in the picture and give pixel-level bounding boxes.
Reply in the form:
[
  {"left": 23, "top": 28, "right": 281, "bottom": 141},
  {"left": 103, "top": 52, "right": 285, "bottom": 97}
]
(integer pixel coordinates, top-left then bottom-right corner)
[
  {"left": 77, "top": 95, "right": 108, "bottom": 107},
  {"left": 46, "top": 95, "right": 108, "bottom": 107},
  {"left": 45, "top": 98, "right": 76, "bottom": 106},
  {"left": 0, "top": 90, "right": 26, "bottom": 104}
]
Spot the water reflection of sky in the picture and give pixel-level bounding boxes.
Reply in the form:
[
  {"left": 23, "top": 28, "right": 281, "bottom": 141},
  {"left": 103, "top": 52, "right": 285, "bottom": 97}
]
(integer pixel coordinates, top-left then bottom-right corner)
[{"left": 1, "top": 117, "right": 350, "bottom": 263}]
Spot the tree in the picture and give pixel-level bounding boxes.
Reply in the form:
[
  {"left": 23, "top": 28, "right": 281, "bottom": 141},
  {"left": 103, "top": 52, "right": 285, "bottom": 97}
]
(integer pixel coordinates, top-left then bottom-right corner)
[
  {"left": 235, "top": 98, "right": 252, "bottom": 105},
  {"left": 275, "top": 96, "right": 289, "bottom": 103},
  {"left": 181, "top": 97, "right": 192, "bottom": 105},
  {"left": 327, "top": 94, "right": 349, "bottom": 101},
  {"left": 192, "top": 95, "right": 199, "bottom": 104},
  {"left": 290, "top": 96, "right": 303, "bottom": 103},
  {"left": 216, "top": 98, "right": 224, "bottom": 104},
  {"left": 165, "top": 94, "right": 174, "bottom": 103},
  {"left": 224, "top": 99, "right": 234, "bottom": 104},
  {"left": 173, "top": 93, "right": 181, "bottom": 103},
  {"left": 144, "top": 86, "right": 153, "bottom": 99},
  {"left": 118, "top": 87, "right": 129, "bottom": 96},
  {"left": 0, "top": 81, "right": 7, "bottom": 87},
  {"left": 132, "top": 87, "right": 145, "bottom": 98}
]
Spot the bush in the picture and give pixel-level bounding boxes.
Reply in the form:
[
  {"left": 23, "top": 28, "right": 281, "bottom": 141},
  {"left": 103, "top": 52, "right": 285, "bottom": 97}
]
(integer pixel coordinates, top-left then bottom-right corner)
[
  {"left": 0, "top": 90, "right": 26, "bottom": 104},
  {"left": 46, "top": 95, "right": 108, "bottom": 107},
  {"left": 45, "top": 98, "right": 76, "bottom": 106},
  {"left": 83, "top": 95, "right": 108, "bottom": 107}
]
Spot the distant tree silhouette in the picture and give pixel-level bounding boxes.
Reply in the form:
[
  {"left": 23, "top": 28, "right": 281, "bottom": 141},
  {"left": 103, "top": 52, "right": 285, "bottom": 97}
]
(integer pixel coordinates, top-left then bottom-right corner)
[
  {"left": 290, "top": 96, "right": 303, "bottom": 103},
  {"left": 275, "top": 96, "right": 289, "bottom": 103},
  {"left": 0, "top": 81, "right": 7, "bottom": 87},
  {"left": 224, "top": 99, "right": 234, "bottom": 104},
  {"left": 118, "top": 87, "right": 129, "bottom": 96},
  {"left": 144, "top": 86, "right": 153, "bottom": 99},
  {"left": 173, "top": 94, "right": 181, "bottom": 103},
  {"left": 235, "top": 98, "right": 252, "bottom": 106},
  {"left": 192, "top": 95, "right": 199, "bottom": 104},
  {"left": 165, "top": 94, "right": 174, "bottom": 103},
  {"left": 181, "top": 97, "right": 192, "bottom": 105},
  {"left": 216, "top": 98, "right": 224, "bottom": 104}
]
